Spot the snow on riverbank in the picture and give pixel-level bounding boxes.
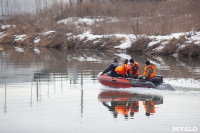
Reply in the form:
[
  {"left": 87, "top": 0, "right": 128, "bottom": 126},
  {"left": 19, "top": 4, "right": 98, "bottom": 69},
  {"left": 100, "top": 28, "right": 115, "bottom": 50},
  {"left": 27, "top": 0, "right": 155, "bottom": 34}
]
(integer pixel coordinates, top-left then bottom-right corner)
[
  {"left": 1, "top": 25, "right": 16, "bottom": 30},
  {"left": 70, "top": 30, "right": 200, "bottom": 51},
  {"left": 56, "top": 17, "right": 200, "bottom": 51},
  {"left": 0, "top": 19, "right": 200, "bottom": 55},
  {"left": 57, "top": 17, "right": 118, "bottom": 26}
]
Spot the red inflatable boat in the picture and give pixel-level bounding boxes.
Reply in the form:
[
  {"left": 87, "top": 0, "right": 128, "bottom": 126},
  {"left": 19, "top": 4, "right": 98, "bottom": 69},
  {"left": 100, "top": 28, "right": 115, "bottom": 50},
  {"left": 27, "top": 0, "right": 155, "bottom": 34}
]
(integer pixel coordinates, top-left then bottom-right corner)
[{"left": 97, "top": 72, "right": 164, "bottom": 88}]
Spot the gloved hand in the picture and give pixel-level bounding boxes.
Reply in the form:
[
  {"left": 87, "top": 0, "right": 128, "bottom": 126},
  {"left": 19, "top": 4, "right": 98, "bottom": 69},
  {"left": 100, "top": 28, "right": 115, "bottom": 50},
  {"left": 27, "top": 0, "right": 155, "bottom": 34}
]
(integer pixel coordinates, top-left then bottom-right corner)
[
  {"left": 143, "top": 77, "right": 146, "bottom": 80},
  {"left": 100, "top": 72, "right": 103, "bottom": 75}
]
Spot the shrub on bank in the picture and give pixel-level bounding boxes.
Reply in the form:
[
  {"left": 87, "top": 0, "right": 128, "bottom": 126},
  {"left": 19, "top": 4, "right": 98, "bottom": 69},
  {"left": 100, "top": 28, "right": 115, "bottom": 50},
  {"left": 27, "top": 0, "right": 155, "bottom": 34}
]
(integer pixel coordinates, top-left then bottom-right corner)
[
  {"left": 128, "top": 37, "right": 151, "bottom": 54},
  {"left": 0, "top": 34, "right": 15, "bottom": 45},
  {"left": 35, "top": 32, "right": 67, "bottom": 48},
  {"left": 161, "top": 36, "right": 186, "bottom": 56},
  {"left": 178, "top": 44, "right": 200, "bottom": 58}
]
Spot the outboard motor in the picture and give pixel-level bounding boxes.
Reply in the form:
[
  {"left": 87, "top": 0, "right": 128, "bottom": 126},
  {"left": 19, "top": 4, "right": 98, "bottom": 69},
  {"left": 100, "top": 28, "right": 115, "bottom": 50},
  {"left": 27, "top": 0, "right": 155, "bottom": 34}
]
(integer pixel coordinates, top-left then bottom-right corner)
[{"left": 152, "top": 75, "right": 163, "bottom": 86}]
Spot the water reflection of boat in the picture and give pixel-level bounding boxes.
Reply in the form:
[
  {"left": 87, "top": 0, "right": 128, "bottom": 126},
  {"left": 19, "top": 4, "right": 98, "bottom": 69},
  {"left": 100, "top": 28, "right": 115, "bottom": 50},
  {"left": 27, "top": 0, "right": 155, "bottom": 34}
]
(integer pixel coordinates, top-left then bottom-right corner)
[
  {"left": 98, "top": 72, "right": 166, "bottom": 89},
  {"left": 98, "top": 90, "right": 163, "bottom": 118}
]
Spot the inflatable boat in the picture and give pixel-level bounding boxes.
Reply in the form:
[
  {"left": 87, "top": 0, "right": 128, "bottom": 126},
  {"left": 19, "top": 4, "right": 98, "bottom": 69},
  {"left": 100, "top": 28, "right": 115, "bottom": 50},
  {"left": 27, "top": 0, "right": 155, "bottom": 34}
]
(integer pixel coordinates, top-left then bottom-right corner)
[
  {"left": 97, "top": 72, "right": 164, "bottom": 88},
  {"left": 98, "top": 90, "right": 163, "bottom": 104}
]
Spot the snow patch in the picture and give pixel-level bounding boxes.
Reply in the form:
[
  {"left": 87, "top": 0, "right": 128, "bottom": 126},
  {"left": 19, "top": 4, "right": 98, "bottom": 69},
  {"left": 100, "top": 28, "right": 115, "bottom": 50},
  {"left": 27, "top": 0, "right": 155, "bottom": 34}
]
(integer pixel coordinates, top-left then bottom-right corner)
[
  {"left": 14, "top": 34, "right": 27, "bottom": 41},
  {"left": 57, "top": 17, "right": 119, "bottom": 26},
  {"left": 114, "top": 34, "right": 136, "bottom": 49},
  {"left": 76, "top": 31, "right": 103, "bottom": 41},
  {"left": 1, "top": 25, "right": 16, "bottom": 30},
  {"left": 75, "top": 18, "right": 103, "bottom": 25},
  {"left": 72, "top": 30, "right": 200, "bottom": 52},
  {"left": 190, "top": 32, "right": 200, "bottom": 41},
  {"left": 66, "top": 33, "right": 73, "bottom": 36},
  {"left": 58, "top": 17, "right": 103, "bottom": 26},
  {"left": 57, "top": 17, "right": 74, "bottom": 24},
  {"left": 154, "top": 41, "right": 168, "bottom": 51},
  {"left": 14, "top": 47, "right": 24, "bottom": 52},
  {"left": 41, "top": 31, "right": 56, "bottom": 36},
  {"left": 34, "top": 37, "right": 40, "bottom": 43},
  {"left": 148, "top": 40, "right": 160, "bottom": 47},
  {"left": 34, "top": 48, "right": 40, "bottom": 54},
  {"left": 108, "top": 17, "right": 119, "bottom": 23},
  {"left": 0, "top": 32, "right": 6, "bottom": 38},
  {"left": 194, "top": 41, "right": 200, "bottom": 45}
]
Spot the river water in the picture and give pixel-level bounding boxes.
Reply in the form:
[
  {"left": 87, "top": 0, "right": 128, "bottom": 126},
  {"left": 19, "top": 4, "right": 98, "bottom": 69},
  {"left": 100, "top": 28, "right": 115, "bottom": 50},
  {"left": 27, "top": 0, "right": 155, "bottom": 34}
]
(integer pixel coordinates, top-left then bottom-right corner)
[{"left": 0, "top": 47, "right": 200, "bottom": 133}]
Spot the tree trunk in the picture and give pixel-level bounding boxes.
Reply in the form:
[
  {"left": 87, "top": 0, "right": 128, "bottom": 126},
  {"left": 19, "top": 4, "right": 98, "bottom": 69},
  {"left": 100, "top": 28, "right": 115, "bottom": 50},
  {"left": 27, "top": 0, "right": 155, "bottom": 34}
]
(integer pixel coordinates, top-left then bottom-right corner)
[{"left": 1, "top": 0, "right": 3, "bottom": 16}]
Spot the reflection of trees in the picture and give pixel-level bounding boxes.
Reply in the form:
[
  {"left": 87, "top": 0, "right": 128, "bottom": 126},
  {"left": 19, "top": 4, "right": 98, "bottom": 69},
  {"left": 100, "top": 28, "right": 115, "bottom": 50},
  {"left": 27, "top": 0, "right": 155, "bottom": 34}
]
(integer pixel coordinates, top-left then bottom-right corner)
[
  {"left": 98, "top": 91, "right": 163, "bottom": 119},
  {"left": 0, "top": 46, "right": 114, "bottom": 84},
  {"left": 0, "top": 45, "right": 200, "bottom": 84},
  {"left": 152, "top": 56, "right": 200, "bottom": 79},
  {"left": 129, "top": 53, "right": 200, "bottom": 79}
]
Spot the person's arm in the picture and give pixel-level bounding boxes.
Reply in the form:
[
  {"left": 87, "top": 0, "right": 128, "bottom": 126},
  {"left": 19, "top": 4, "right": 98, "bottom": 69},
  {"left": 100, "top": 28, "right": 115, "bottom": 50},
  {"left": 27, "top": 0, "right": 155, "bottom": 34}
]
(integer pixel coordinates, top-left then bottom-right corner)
[{"left": 103, "top": 64, "right": 113, "bottom": 74}]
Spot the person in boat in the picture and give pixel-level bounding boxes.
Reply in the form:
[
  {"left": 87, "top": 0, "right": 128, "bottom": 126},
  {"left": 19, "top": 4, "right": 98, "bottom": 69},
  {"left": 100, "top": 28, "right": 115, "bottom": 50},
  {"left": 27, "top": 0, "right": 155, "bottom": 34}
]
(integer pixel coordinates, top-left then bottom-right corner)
[
  {"left": 128, "top": 59, "right": 139, "bottom": 79},
  {"left": 115, "top": 59, "right": 129, "bottom": 78},
  {"left": 142, "top": 60, "right": 156, "bottom": 81},
  {"left": 101, "top": 57, "right": 119, "bottom": 77}
]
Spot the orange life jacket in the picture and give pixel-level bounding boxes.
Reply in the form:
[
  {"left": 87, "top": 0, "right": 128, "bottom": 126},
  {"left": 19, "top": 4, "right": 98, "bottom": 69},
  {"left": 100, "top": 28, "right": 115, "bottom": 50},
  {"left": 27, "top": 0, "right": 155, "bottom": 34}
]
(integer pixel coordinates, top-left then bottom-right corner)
[
  {"left": 129, "top": 62, "right": 139, "bottom": 76},
  {"left": 142, "top": 65, "right": 155, "bottom": 78},
  {"left": 115, "top": 64, "right": 129, "bottom": 75}
]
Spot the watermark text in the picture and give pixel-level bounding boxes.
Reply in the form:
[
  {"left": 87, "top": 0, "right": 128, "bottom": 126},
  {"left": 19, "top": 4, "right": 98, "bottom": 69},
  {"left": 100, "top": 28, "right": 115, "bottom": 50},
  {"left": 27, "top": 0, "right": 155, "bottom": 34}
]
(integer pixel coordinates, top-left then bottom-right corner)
[{"left": 172, "top": 127, "right": 198, "bottom": 132}]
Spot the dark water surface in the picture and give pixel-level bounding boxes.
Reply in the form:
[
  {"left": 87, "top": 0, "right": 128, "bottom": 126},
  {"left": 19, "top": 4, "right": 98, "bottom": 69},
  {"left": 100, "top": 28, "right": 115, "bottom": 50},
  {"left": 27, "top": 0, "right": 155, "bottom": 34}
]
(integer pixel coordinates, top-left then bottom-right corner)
[{"left": 0, "top": 47, "right": 200, "bottom": 133}]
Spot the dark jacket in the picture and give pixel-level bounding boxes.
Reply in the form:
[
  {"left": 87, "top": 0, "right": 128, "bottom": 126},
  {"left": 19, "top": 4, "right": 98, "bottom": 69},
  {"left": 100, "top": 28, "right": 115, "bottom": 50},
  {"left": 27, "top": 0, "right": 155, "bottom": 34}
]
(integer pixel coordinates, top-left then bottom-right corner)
[
  {"left": 131, "top": 64, "right": 139, "bottom": 76},
  {"left": 103, "top": 62, "right": 119, "bottom": 77}
]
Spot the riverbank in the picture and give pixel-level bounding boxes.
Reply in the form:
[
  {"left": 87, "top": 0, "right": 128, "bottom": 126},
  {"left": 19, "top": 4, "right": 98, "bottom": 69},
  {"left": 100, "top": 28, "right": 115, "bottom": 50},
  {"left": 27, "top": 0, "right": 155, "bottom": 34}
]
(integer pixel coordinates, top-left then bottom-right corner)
[
  {"left": 0, "top": 0, "right": 200, "bottom": 58},
  {"left": 1, "top": 22, "right": 200, "bottom": 58}
]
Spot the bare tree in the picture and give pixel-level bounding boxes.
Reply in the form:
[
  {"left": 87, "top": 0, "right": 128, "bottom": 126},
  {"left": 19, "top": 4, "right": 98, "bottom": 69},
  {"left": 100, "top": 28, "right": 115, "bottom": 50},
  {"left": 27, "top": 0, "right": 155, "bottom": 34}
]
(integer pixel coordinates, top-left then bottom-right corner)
[
  {"left": 1, "top": 0, "right": 3, "bottom": 16},
  {"left": 9, "top": 0, "right": 12, "bottom": 15},
  {"left": 69, "top": 0, "right": 72, "bottom": 5},
  {"left": 77, "top": 0, "right": 83, "bottom": 4},
  {"left": 44, "top": 0, "right": 48, "bottom": 8},
  {"left": 6, "top": 0, "right": 9, "bottom": 15},
  {"left": 35, "top": 0, "right": 41, "bottom": 12}
]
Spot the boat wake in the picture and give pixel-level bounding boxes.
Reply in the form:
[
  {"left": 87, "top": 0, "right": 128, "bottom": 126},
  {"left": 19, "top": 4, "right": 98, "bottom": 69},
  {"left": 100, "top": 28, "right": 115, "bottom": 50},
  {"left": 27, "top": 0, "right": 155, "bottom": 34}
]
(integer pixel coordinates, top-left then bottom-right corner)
[{"left": 99, "top": 85, "right": 200, "bottom": 97}]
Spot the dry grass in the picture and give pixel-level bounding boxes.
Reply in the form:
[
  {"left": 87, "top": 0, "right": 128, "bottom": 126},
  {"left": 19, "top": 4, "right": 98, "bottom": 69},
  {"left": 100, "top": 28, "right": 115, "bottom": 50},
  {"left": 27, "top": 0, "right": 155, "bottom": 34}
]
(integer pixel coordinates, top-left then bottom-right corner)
[
  {"left": 161, "top": 36, "right": 186, "bottom": 55},
  {"left": 57, "top": 0, "right": 200, "bottom": 35},
  {"left": 128, "top": 37, "right": 151, "bottom": 54},
  {"left": 65, "top": 36, "right": 123, "bottom": 51},
  {"left": 1, "top": 0, "right": 199, "bottom": 35},
  {"left": 0, "top": 0, "right": 200, "bottom": 55},
  {"left": 0, "top": 34, "right": 15, "bottom": 45},
  {"left": 178, "top": 43, "right": 200, "bottom": 58},
  {"left": 35, "top": 32, "right": 67, "bottom": 48},
  {"left": 145, "top": 42, "right": 161, "bottom": 54}
]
